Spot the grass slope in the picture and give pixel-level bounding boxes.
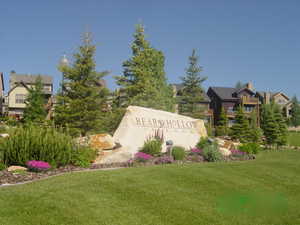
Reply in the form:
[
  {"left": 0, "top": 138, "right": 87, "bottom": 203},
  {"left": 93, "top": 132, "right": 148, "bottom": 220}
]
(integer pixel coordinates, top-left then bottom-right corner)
[
  {"left": 288, "top": 132, "right": 300, "bottom": 146},
  {"left": 1, "top": 150, "right": 300, "bottom": 225}
]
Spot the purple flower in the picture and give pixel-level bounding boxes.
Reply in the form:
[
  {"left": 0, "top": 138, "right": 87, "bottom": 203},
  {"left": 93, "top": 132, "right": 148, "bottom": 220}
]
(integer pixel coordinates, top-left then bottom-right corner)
[
  {"left": 191, "top": 148, "right": 202, "bottom": 154},
  {"left": 26, "top": 160, "right": 51, "bottom": 172},
  {"left": 154, "top": 155, "right": 174, "bottom": 164},
  {"left": 134, "top": 152, "right": 153, "bottom": 162},
  {"left": 230, "top": 149, "right": 246, "bottom": 156}
]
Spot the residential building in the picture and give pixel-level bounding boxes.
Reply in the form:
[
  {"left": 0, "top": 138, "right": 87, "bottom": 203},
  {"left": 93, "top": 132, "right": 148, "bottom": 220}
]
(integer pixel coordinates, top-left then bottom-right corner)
[
  {"left": 7, "top": 72, "right": 53, "bottom": 118},
  {"left": 207, "top": 83, "right": 260, "bottom": 126},
  {"left": 256, "top": 91, "right": 292, "bottom": 118},
  {"left": 172, "top": 84, "right": 213, "bottom": 124},
  {"left": 0, "top": 72, "right": 5, "bottom": 115}
]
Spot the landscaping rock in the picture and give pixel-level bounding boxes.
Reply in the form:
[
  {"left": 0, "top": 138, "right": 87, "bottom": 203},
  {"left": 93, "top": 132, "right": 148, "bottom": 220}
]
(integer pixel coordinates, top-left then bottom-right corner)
[
  {"left": 77, "top": 134, "right": 116, "bottom": 151},
  {"left": 90, "top": 134, "right": 116, "bottom": 150},
  {"left": 105, "top": 106, "right": 207, "bottom": 163},
  {"left": 0, "top": 133, "right": 9, "bottom": 138},
  {"left": 7, "top": 166, "right": 27, "bottom": 172}
]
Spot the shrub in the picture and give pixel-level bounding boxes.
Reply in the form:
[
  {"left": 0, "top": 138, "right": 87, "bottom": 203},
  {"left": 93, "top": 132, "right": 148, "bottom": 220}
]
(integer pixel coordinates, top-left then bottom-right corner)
[
  {"left": 202, "top": 143, "right": 223, "bottom": 162},
  {"left": 196, "top": 137, "right": 210, "bottom": 149},
  {"left": 134, "top": 152, "right": 153, "bottom": 162},
  {"left": 0, "top": 162, "right": 5, "bottom": 171},
  {"left": 172, "top": 146, "right": 186, "bottom": 160},
  {"left": 71, "top": 146, "right": 97, "bottom": 168},
  {"left": 26, "top": 160, "right": 51, "bottom": 172},
  {"left": 140, "top": 139, "right": 162, "bottom": 156},
  {"left": 154, "top": 155, "right": 174, "bottom": 164},
  {"left": 239, "top": 143, "right": 261, "bottom": 154},
  {"left": 0, "top": 125, "right": 96, "bottom": 168}
]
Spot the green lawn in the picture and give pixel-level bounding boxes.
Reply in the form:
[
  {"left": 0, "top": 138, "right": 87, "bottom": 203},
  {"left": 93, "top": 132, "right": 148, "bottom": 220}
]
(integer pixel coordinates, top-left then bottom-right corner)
[
  {"left": 1, "top": 151, "right": 300, "bottom": 225},
  {"left": 287, "top": 132, "right": 300, "bottom": 146}
]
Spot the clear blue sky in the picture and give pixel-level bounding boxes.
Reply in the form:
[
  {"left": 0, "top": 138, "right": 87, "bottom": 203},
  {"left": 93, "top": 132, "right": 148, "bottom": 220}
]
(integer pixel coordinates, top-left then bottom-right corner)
[{"left": 1, "top": 0, "right": 299, "bottom": 97}]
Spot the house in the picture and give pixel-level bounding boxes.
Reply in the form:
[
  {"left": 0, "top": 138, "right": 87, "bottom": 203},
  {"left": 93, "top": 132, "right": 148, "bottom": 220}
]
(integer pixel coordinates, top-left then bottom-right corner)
[
  {"left": 172, "top": 84, "right": 213, "bottom": 124},
  {"left": 0, "top": 72, "right": 5, "bottom": 115},
  {"left": 207, "top": 83, "right": 260, "bottom": 126},
  {"left": 7, "top": 72, "right": 53, "bottom": 118},
  {"left": 256, "top": 91, "right": 292, "bottom": 118}
]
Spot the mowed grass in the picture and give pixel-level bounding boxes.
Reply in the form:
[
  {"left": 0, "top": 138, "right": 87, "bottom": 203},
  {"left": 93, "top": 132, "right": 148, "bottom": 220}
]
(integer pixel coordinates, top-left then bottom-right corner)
[
  {"left": 287, "top": 131, "right": 300, "bottom": 146},
  {"left": 1, "top": 151, "right": 300, "bottom": 225}
]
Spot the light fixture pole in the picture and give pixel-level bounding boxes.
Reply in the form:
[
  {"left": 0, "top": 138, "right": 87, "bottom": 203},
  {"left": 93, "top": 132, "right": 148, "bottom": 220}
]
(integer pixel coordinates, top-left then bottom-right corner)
[{"left": 59, "top": 54, "right": 69, "bottom": 98}]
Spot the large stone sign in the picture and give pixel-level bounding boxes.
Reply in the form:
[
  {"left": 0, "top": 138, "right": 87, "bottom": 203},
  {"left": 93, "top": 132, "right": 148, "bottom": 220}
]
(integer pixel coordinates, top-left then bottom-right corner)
[{"left": 99, "top": 106, "right": 207, "bottom": 163}]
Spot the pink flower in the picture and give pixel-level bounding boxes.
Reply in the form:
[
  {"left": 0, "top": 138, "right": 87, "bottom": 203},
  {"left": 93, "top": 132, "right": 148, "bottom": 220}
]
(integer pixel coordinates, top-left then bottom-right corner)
[
  {"left": 26, "top": 160, "right": 51, "bottom": 171},
  {"left": 134, "top": 152, "right": 153, "bottom": 162}
]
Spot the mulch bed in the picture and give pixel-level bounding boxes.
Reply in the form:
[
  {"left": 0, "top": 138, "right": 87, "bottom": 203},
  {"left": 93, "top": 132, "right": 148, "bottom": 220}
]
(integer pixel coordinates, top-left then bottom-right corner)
[{"left": 0, "top": 156, "right": 255, "bottom": 187}]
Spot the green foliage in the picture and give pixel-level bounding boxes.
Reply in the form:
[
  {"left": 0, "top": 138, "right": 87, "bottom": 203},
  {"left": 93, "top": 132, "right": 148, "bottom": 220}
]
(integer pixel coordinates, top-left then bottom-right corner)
[
  {"left": 261, "top": 103, "right": 288, "bottom": 147},
  {"left": 54, "top": 33, "right": 110, "bottom": 136},
  {"left": 215, "top": 107, "right": 228, "bottom": 136},
  {"left": 140, "top": 139, "right": 162, "bottom": 156},
  {"left": 115, "top": 24, "right": 175, "bottom": 112},
  {"left": 235, "top": 81, "right": 245, "bottom": 89},
  {"left": 23, "top": 76, "right": 47, "bottom": 123},
  {"left": 290, "top": 96, "right": 300, "bottom": 127},
  {"left": 202, "top": 143, "right": 222, "bottom": 162},
  {"left": 0, "top": 125, "right": 95, "bottom": 167},
  {"left": 0, "top": 162, "right": 5, "bottom": 171},
  {"left": 230, "top": 106, "right": 251, "bottom": 143},
  {"left": 100, "top": 108, "right": 126, "bottom": 134},
  {"left": 178, "top": 49, "right": 207, "bottom": 116},
  {"left": 171, "top": 146, "right": 186, "bottom": 160},
  {"left": 196, "top": 137, "right": 210, "bottom": 149},
  {"left": 71, "top": 146, "right": 97, "bottom": 168},
  {"left": 239, "top": 143, "right": 261, "bottom": 154},
  {"left": 273, "top": 105, "right": 288, "bottom": 146}
]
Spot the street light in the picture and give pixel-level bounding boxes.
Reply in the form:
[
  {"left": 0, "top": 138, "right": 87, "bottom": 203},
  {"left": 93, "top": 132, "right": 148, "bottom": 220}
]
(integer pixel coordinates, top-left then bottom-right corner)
[{"left": 59, "top": 54, "right": 69, "bottom": 97}]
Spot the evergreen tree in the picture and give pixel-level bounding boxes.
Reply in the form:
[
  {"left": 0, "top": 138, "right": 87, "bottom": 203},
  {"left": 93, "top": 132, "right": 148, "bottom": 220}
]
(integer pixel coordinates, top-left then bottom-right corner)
[
  {"left": 23, "top": 76, "right": 47, "bottom": 123},
  {"left": 215, "top": 107, "right": 228, "bottom": 136},
  {"left": 230, "top": 106, "right": 251, "bottom": 143},
  {"left": 54, "top": 33, "right": 109, "bottom": 136},
  {"left": 235, "top": 81, "right": 244, "bottom": 90},
  {"left": 261, "top": 103, "right": 287, "bottom": 147},
  {"left": 290, "top": 96, "right": 300, "bottom": 127},
  {"left": 115, "top": 24, "right": 174, "bottom": 112},
  {"left": 178, "top": 49, "right": 207, "bottom": 116},
  {"left": 249, "top": 110, "right": 263, "bottom": 143},
  {"left": 273, "top": 104, "right": 288, "bottom": 146}
]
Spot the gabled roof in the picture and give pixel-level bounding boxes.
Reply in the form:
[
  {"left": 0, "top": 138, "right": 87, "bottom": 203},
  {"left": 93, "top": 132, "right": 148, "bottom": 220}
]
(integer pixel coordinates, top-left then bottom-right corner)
[
  {"left": 208, "top": 87, "right": 239, "bottom": 100},
  {"left": 256, "top": 91, "right": 290, "bottom": 101},
  {"left": 10, "top": 73, "right": 53, "bottom": 85},
  {"left": 8, "top": 81, "right": 52, "bottom": 95},
  {"left": 233, "top": 86, "right": 255, "bottom": 95}
]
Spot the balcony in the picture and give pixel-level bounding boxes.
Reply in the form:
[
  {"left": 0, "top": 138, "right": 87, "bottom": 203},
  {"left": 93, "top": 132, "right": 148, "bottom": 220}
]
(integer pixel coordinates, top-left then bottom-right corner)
[{"left": 241, "top": 96, "right": 260, "bottom": 105}]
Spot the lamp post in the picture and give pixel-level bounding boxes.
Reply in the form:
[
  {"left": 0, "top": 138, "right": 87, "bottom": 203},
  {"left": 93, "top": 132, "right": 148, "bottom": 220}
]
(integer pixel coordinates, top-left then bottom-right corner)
[{"left": 59, "top": 54, "right": 69, "bottom": 98}]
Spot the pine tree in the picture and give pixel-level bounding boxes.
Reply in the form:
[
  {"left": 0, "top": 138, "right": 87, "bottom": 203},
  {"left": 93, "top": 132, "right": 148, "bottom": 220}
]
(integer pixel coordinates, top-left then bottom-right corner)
[
  {"left": 215, "top": 107, "right": 228, "bottom": 136},
  {"left": 54, "top": 33, "right": 109, "bottom": 136},
  {"left": 249, "top": 110, "right": 263, "bottom": 143},
  {"left": 290, "top": 96, "right": 300, "bottom": 127},
  {"left": 235, "top": 81, "right": 244, "bottom": 90},
  {"left": 230, "top": 106, "right": 251, "bottom": 143},
  {"left": 178, "top": 49, "right": 207, "bottom": 116},
  {"left": 23, "top": 76, "right": 47, "bottom": 123},
  {"left": 273, "top": 104, "right": 288, "bottom": 147},
  {"left": 115, "top": 24, "right": 174, "bottom": 112}
]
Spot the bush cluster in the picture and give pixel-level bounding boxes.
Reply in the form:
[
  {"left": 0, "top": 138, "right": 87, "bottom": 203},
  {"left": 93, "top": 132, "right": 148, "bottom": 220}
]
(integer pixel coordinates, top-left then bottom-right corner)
[
  {"left": 202, "top": 143, "right": 223, "bottom": 162},
  {"left": 140, "top": 139, "right": 162, "bottom": 156},
  {"left": 0, "top": 125, "right": 96, "bottom": 168},
  {"left": 171, "top": 146, "right": 186, "bottom": 160},
  {"left": 239, "top": 143, "right": 261, "bottom": 154}
]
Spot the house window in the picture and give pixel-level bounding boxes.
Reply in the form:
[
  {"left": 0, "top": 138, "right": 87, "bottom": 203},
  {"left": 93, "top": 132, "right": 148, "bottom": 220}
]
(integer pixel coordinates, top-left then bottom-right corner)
[
  {"left": 244, "top": 106, "right": 253, "bottom": 112},
  {"left": 227, "top": 106, "right": 235, "bottom": 112},
  {"left": 15, "top": 94, "right": 26, "bottom": 104}
]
